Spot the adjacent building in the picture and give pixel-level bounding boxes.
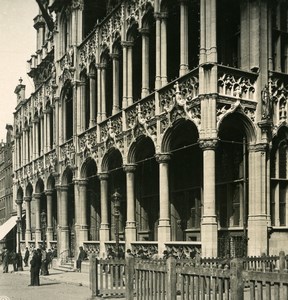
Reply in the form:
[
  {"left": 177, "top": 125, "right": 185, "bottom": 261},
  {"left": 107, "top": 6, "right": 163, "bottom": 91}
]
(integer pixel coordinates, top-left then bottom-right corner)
[
  {"left": 12, "top": 0, "right": 288, "bottom": 261},
  {"left": 0, "top": 125, "right": 16, "bottom": 250}
]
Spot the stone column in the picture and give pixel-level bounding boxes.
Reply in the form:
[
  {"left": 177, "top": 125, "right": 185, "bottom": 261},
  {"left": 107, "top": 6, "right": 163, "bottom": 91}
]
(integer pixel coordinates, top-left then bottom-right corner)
[
  {"left": 43, "top": 110, "right": 47, "bottom": 153},
  {"left": 55, "top": 97, "right": 60, "bottom": 146},
  {"left": 45, "top": 190, "right": 54, "bottom": 247},
  {"left": 96, "top": 64, "right": 102, "bottom": 123},
  {"left": 14, "top": 135, "right": 18, "bottom": 169},
  {"left": 21, "top": 132, "right": 25, "bottom": 166},
  {"left": 35, "top": 119, "right": 39, "bottom": 157},
  {"left": 99, "top": 173, "right": 109, "bottom": 257},
  {"left": 140, "top": 28, "right": 150, "bottom": 98},
  {"left": 161, "top": 13, "right": 168, "bottom": 86},
  {"left": 155, "top": 12, "right": 162, "bottom": 89},
  {"left": 156, "top": 153, "right": 171, "bottom": 254},
  {"left": 89, "top": 73, "right": 96, "bottom": 127},
  {"left": 126, "top": 41, "right": 134, "bottom": 106},
  {"left": 29, "top": 125, "right": 33, "bottom": 160},
  {"left": 57, "top": 185, "right": 69, "bottom": 259},
  {"left": 199, "top": 139, "right": 218, "bottom": 258},
  {"left": 25, "top": 129, "right": 29, "bottom": 164},
  {"left": 34, "top": 193, "right": 42, "bottom": 247},
  {"left": 122, "top": 42, "right": 128, "bottom": 109},
  {"left": 247, "top": 143, "right": 268, "bottom": 256},
  {"left": 41, "top": 115, "right": 44, "bottom": 155},
  {"left": 46, "top": 109, "right": 51, "bottom": 151},
  {"left": 101, "top": 63, "right": 107, "bottom": 121},
  {"left": 111, "top": 53, "right": 120, "bottom": 114},
  {"left": 24, "top": 196, "right": 32, "bottom": 245},
  {"left": 179, "top": 0, "right": 189, "bottom": 76},
  {"left": 78, "top": 179, "right": 88, "bottom": 245},
  {"left": 124, "top": 164, "right": 137, "bottom": 248},
  {"left": 15, "top": 198, "right": 23, "bottom": 250}
]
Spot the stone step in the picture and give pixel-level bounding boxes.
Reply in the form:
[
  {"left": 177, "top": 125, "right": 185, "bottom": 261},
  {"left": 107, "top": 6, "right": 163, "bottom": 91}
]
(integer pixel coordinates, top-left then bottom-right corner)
[{"left": 53, "top": 263, "right": 75, "bottom": 272}]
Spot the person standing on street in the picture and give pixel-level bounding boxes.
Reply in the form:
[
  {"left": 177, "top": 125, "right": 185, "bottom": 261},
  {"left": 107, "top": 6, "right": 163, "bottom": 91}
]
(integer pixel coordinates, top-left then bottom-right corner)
[
  {"left": 2, "top": 248, "right": 9, "bottom": 273},
  {"left": 76, "top": 246, "right": 87, "bottom": 272},
  {"left": 23, "top": 247, "right": 29, "bottom": 267},
  {"left": 29, "top": 250, "right": 37, "bottom": 286}
]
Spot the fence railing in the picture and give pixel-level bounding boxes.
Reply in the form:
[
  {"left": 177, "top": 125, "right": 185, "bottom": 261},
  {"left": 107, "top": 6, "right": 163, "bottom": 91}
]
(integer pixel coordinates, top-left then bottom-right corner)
[{"left": 89, "top": 251, "right": 288, "bottom": 299}]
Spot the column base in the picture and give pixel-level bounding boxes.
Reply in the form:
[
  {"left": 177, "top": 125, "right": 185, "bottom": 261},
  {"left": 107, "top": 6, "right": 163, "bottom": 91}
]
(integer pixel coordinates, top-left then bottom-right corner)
[
  {"left": 35, "top": 229, "right": 41, "bottom": 247},
  {"left": 201, "top": 216, "right": 218, "bottom": 257},
  {"left": 59, "top": 227, "right": 70, "bottom": 259},
  {"left": 158, "top": 221, "right": 171, "bottom": 255},
  {"left": 125, "top": 225, "right": 136, "bottom": 247},
  {"left": 25, "top": 231, "right": 32, "bottom": 246},
  {"left": 247, "top": 216, "right": 268, "bottom": 256}
]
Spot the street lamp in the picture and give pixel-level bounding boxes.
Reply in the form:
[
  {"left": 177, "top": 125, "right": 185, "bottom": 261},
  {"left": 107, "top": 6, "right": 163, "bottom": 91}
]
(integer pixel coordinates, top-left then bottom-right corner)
[
  {"left": 16, "top": 217, "right": 23, "bottom": 271},
  {"left": 111, "top": 190, "right": 121, "bottom": 259},
  {"left": 41, "top": 210, "right": 47, "bottom": 249}
]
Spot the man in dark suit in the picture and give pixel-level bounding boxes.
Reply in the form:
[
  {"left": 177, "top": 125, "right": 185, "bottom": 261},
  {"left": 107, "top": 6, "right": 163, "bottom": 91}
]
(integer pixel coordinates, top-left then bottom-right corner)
[
  {"left": 29, "top": 250, "right": 38, "bottom": 286},
  {"left": 24, "top": 247, "right": 30, "bottom": 267},
  {"left": 76, "top": 246, "right": 87, "bottom": 272}
]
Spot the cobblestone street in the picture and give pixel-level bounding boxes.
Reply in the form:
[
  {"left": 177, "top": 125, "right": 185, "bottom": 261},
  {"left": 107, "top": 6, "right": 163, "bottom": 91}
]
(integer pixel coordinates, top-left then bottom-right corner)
[{"left": 0, "top": 267, "right": 92, "bottom": 300}]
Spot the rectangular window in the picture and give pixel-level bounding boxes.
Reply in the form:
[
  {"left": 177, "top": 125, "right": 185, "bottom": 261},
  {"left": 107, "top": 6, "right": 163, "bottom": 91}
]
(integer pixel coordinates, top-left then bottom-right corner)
[{"left": 279, "top": 182, "right": 286, "bottom": 226}]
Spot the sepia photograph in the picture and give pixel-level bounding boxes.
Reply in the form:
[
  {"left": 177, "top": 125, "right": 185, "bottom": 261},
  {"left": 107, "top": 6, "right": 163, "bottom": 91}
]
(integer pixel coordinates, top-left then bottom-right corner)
[{"left": 0, "top": 0, "right": 288, "bottom": 299}]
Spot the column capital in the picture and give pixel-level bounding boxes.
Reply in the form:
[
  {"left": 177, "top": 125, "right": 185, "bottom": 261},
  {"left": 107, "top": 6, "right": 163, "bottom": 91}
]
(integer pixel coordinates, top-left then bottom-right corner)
[
  {"left": 160, "top": 12, "right": 169, "bottom": 20},
  {"left": 77, "top": 179, "right": 88, "bottom": 186},
  {"left": 24, "top": 196, "right": 32, "bottom": 202},
  {"left": 248, "top": 143, "right": 268, "bottom": 153},
  {"left": 55, "top": 184, "right": 69, "bottom": 192},
  {"left": 198, "top": 139, "right": 218, "bottom": 150},
  {"left": 88, "top": 73, "right": 96, "bottom": 80},
  {"left": 15, "top": 199, "right": 23, "bottom": 205},
  {"left": 179, "top": 0, "right": 189, "bottom": 4},
  {"left": 45, "top": 189, "right": 54, "bottom": 196},
  {"left": 33, "top": 193, "right": 42, "bottom": 199},
  {"left": 111, "top": 53, "right": 119, "bottom": 60},
  {"left": 121, "top": 40, "right": 134, "bottom": 48},
  {"left": 96, "top": 62, "right": 107, "bottom": 69},
  {"left": 139, "top": 28, "right": 150, "bottom": 36},
  {"left": 156, "top": 153, "right": 171, "bottom": 163},
  {"left": 98, "top": 173, "right": 109, "bottom": 181},
  {"left": 123, "top": 164, "right": 137, "bottom": 173}
]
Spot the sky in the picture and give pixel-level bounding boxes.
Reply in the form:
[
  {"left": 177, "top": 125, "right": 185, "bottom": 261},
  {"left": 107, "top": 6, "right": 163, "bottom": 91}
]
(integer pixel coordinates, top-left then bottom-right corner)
[{"left": 0, "top": 0, "right": 39, "bottom": 141}]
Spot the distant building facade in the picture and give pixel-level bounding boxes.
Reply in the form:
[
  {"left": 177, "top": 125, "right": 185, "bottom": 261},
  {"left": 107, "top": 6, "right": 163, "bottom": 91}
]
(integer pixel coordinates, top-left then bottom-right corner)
[
  {"left": 0, "top": 124, "right": 16, "bottom": 249},
  {"left": 12, "top": 0, "right": 288, "bottom": 260}
]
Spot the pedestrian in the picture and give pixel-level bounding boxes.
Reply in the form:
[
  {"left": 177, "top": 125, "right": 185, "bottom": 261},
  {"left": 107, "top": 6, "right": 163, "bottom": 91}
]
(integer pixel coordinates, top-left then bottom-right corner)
[
  {"left": 23, "top": 247, "right": 29, "bottom": 267},
  {"left": 29, "top": 250, "right": 40, "bottom": 286},
  {"left": 46, "top": 249, "right": 53, "bottom": 269},
  {"left": 10, "top": 251, "right": 18, "bottom": 271},
  {"left": 76, "top": 246, "right": 87, "bottom": 272},
  {"left": 2, "top": 248, "right": 9, "bottom": 273},
  {"left": 34, "top": 248, "right": 42, "bottom": 285},
  {"left": 41, "top": 247, "right": 49, "bottom": 275}
]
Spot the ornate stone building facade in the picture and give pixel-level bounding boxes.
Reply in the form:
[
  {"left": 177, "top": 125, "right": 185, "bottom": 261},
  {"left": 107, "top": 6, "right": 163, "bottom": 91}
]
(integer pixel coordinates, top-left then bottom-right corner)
[{"left": 13, "top": 0, "right": 288, "bottom": 260}]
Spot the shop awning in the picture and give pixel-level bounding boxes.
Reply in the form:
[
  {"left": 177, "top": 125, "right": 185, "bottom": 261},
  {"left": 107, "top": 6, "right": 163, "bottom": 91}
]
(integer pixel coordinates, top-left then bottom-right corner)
[{"left": 0, "top": 216, "right": 18, "bottom": 240}]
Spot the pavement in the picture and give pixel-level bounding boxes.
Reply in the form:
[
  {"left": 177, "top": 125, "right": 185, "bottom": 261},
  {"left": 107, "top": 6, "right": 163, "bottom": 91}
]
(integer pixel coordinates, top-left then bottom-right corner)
[
  {"left": 15, "top": 265, "right": 90, "bottom": 288},
  {"left": 12, "top": 265, "right": 126, "bottom": 299}
]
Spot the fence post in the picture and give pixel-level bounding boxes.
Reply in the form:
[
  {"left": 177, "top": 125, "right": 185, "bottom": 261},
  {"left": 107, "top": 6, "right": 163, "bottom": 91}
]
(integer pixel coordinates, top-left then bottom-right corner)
[
  {"left": 126, "top": 256, "right": 135, "bottom": 300},
  {"left": 279, "top": 251, "right": 286, "bottom": 272},
  {"left": 167, "top": 256, "right": 177, "bottom": 300},
  {"left": 89, "top": 254, "right": 98, "bottom": 297},
  {"left": 230, "top": 258, "right": 244, "bottom": 300}
]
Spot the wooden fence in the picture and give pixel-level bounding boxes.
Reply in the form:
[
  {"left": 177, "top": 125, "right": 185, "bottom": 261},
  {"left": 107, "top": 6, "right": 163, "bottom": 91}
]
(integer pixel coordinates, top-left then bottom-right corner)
[{"left": 89, "top": 252, "right": 288, "bottom": 299}]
